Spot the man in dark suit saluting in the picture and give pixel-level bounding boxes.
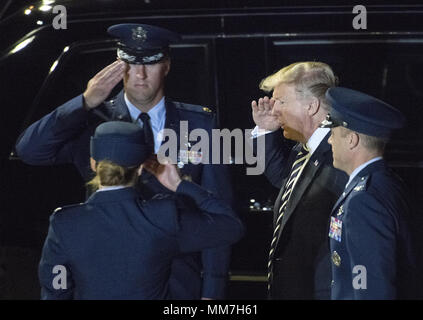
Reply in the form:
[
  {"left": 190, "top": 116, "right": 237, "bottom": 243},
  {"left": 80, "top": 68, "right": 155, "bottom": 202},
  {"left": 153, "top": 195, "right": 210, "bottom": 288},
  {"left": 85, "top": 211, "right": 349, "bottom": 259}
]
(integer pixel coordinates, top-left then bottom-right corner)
[{"left": 251, "top": 62, "right": 347, "bottom": 299}]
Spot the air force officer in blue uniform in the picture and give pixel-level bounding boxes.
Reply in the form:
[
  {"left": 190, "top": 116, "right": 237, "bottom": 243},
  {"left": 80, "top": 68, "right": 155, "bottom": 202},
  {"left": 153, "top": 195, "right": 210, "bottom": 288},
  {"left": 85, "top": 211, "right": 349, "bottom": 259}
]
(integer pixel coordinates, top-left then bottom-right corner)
[
  {"left": 321, "top": 87, "right": 416, "bottom": 299},
  {"left": 39, "top": 121, "right": 243, "bottom": 299},
  {"left": 16, "top": 24, "right": 234, "bottom": 299}
]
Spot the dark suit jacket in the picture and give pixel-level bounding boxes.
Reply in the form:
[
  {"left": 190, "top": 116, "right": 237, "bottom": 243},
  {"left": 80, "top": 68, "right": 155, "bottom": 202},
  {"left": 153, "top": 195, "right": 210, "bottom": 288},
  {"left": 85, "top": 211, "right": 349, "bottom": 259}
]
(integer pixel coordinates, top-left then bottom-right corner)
[
  {"left": 16, "top": 90, "right": 234, "bottom": 299},
  {"left": 329, "top": 160, "right": 416, "bottom": 299},
  {"left": 38, "top": 183, "right": 243, "bottom": 300},
  {"left": 262, "top": 130, "right": 347, "bottom": 299}
]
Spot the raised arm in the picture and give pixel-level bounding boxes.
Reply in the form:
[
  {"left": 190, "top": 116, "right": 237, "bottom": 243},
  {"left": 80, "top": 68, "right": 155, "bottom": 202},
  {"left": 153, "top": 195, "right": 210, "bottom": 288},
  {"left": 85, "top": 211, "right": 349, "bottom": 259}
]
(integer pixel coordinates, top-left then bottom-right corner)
[
  {"left": 15, "top": 61, "right": 126, "bottom": 167},
  {"left": 251, "top": 96, "right": 293, "bottom": 188},
  {"left": 143, "top": 160, "right": 244, "bottom": 251}
]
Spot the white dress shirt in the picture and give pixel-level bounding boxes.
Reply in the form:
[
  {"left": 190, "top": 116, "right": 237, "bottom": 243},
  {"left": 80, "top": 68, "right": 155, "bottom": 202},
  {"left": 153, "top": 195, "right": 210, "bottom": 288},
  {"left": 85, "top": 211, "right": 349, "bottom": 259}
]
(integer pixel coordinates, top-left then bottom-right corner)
[
  {"left": 125, "top": 94, "right": 166, "bottom": 154},
  {"left": 251, "top": 125, "right": 330, "bottom": 156}
]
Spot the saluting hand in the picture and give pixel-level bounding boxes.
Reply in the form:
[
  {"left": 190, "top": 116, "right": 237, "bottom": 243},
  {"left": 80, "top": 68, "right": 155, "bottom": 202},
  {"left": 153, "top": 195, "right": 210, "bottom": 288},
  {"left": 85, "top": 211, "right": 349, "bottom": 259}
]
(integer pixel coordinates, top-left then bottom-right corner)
[
  {"left": 251, "top": 96, "right": 280, "bottom": 131},
  {"left": 83, "top": 60, "right": 126, "bottom": 109},
  {"left": 143, "top": 156, "right": 182, "bottom": 192}
]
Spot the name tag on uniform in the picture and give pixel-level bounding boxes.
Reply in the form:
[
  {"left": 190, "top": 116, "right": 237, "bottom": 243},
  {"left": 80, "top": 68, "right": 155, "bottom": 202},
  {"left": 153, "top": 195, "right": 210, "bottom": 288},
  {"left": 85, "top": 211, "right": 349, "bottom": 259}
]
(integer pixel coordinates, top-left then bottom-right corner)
[{"left": 329, "top": 217, "right": 342, "bottom": 242}]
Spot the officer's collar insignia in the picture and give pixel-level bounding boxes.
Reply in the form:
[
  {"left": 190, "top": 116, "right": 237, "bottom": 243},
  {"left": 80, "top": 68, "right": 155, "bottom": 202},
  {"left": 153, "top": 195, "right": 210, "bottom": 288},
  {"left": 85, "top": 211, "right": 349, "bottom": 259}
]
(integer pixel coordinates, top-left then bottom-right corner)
[
  {"left": 132, "top": 26, "right": 147, "bottom": 42},
  {"left": 314, "top": 159, "right": 319, "bottom": 166},
  {"left": 354, "top": 185, "right": 364, "bottom": 192}
]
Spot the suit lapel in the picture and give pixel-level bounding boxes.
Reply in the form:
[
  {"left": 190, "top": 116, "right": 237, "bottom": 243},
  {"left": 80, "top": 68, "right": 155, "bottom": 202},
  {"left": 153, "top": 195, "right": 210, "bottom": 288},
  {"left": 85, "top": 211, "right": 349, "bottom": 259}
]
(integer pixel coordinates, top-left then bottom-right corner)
[
  {"left": 273, "top": 133, "right": 332, "bottom": 249},
  {"left": 280, "top": 151, "right": 323, "bottom": 225},
  {"left": 273, "top": 143, "right": 302, "bottom": 225}
]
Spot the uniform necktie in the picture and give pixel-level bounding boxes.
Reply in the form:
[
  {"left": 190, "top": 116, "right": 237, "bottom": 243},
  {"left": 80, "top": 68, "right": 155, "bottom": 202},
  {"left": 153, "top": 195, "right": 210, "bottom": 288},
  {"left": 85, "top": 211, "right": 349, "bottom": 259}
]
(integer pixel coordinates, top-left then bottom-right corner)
[
  {"left": 138, "top": 113, "right": 155, "bottom": 152},
  {"left": 267, "top": 144, "right": 310, "bottom": 291}
]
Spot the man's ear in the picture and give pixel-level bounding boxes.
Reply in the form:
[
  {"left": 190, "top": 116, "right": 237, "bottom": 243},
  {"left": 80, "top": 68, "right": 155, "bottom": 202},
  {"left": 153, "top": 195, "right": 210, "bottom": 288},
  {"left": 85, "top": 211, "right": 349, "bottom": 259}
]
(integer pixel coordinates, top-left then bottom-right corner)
[
  {"left": 164, "top": 58, "right": 171, "bottom": 76},
  {"left": 307, "top": 97, "right": 320, "bottom": 116},
  {"left": 349, "top": 131, "right": 360, "bottom": 150},
  {"left": 90, "top": 157, "right": 97, "bottom": 172}
]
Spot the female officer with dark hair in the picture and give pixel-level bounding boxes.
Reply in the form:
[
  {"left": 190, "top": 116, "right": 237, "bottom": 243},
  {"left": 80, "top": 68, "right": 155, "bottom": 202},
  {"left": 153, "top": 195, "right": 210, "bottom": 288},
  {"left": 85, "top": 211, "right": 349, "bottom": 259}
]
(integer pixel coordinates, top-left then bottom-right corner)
[{"left": 38, "top": 121, "right": 243, "bottom": 300}]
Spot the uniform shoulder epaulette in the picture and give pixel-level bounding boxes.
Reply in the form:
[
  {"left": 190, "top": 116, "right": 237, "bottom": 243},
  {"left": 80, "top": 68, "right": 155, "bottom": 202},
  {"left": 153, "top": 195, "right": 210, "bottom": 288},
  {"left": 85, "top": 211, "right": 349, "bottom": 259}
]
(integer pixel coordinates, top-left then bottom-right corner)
[
  {"left": 103, "top": 99, "right": 115, "bottom": 108},
  {"left": 174, "top": 102, "right": 215, "bottom": 116},
  {"left": 52, "top": 203, "right": 84, "bottom": 215},
  {"left": 353, "top": 175, "right": 369, "bottom": 192},
  {"left": 88, "top": 99, "right": 115, "bottom": 122}
]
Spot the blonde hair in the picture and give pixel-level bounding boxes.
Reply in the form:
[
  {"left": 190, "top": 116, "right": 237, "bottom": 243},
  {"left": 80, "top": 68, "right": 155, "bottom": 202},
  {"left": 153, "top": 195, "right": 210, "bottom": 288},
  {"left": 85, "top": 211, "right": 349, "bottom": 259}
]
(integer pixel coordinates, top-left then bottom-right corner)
[
  {"left": 260, "top": 62, "right": 338, "bottom": 109},
  {"left": 87, "top": 160, "right": 139, "bottom": 192}
]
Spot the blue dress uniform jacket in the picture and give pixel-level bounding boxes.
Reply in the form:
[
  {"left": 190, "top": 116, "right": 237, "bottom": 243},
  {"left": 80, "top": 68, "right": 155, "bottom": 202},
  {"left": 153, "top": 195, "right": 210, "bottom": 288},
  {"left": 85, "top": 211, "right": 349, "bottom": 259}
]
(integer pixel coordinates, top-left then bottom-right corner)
[
  {"left": 329, "top": 160, "right": 416, "bottom": 299},
  {"left": 38, "top": 182, "right": 244, "bottom": 299},
  {"left": 260, "top": 130, "right": 347, "bottom": 299},
  {"left": 16, "top": 90, "right": 234, "bottom": 299}
]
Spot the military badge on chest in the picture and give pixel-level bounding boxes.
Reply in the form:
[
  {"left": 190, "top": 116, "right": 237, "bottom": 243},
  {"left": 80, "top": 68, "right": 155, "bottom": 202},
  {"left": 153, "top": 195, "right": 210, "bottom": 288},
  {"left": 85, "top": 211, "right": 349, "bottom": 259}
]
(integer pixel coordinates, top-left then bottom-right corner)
[
  {"left": 329, "top": 216, "right": 343, "bottom": 242},
  {"left": 178, "top": 149, "right": 203, "bottom": 168},
  {"left": 177, "top": 141, "right": 202, "bottom": 182},
  {"left": 177, "top": 127, "right": 203, "bottom": 169}
]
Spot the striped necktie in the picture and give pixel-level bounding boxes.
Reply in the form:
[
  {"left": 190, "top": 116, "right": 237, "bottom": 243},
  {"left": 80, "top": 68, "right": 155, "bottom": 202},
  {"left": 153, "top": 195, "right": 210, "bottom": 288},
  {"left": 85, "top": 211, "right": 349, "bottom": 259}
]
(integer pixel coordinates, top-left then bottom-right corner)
[{"left": 267, "top": 144, "right": 310, "bottom": 291}]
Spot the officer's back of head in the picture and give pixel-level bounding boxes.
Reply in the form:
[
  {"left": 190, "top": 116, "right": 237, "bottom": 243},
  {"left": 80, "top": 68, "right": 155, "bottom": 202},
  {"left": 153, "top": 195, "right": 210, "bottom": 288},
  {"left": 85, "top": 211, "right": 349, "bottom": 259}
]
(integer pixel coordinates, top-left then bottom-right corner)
[{"left": 88, "top": 121, "right": 153, "bottom": 191}]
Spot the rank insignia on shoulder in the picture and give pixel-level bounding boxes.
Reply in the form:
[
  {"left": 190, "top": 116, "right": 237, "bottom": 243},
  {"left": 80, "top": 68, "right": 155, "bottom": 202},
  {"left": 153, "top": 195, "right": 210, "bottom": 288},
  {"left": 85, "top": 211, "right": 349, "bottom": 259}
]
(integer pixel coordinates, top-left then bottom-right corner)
[
  {"left": 337, "top": 205, "right": 344, "bottom": 216},
  {"left": 103, "top": 99, "right": 116, "bottom": 108},
  {"left": 202, "top": 107, "right": 212, "bottom": 113}
]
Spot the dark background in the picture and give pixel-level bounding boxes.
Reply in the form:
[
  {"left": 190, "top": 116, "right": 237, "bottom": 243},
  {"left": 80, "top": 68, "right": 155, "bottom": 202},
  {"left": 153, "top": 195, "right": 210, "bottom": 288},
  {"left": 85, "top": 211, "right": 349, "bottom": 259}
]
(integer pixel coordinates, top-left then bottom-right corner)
[{"left": 0, "top": 0, "right": 422, "bottom": 299}]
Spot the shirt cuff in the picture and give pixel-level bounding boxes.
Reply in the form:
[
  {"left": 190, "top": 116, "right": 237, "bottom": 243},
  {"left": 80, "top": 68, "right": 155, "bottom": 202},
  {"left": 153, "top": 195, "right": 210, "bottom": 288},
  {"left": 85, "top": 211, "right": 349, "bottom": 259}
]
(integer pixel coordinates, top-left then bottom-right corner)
[{"left": 251, "top": 125, "right": 276, "bottom": 139}]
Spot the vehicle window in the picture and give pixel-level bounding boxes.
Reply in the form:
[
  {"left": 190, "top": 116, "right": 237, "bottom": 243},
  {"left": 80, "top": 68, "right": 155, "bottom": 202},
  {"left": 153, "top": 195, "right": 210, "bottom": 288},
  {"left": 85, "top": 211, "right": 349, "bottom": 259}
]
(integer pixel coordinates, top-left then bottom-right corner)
[
  {"left": 27, "top": 45, "right": 118, "bottom": 125},
  {"left": 269, "top": 39, "right": 423, "bottom": 148}
]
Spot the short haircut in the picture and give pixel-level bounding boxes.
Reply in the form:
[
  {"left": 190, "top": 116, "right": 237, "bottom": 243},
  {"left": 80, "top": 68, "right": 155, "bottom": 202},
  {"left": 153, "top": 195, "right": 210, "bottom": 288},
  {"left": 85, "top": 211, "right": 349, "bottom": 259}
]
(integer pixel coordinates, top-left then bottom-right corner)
[
  {"left": 340, "top": 127, "right": 387, "bottom": 154},
  {"left": 359, "top": 133, "right": 388, "bottom": 154},
  {"left": 260, "top": 62, "right": 338, "bottom": 110}
]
